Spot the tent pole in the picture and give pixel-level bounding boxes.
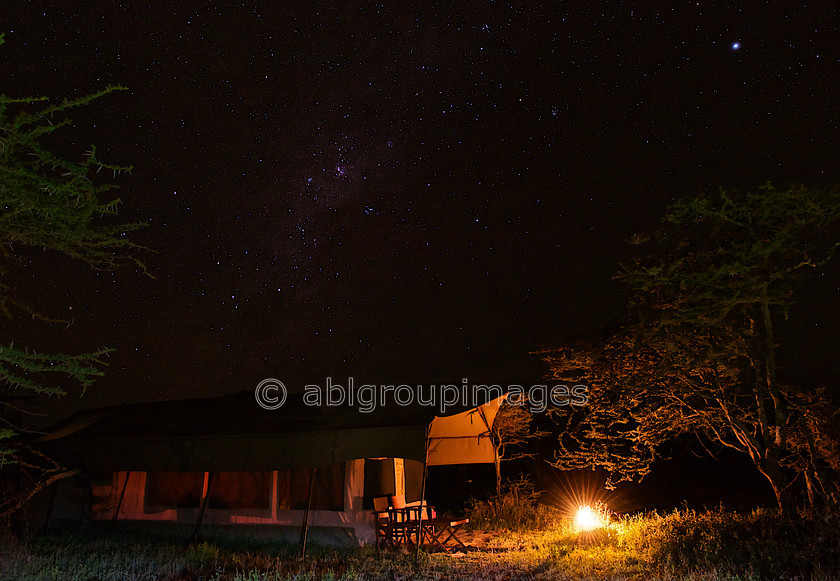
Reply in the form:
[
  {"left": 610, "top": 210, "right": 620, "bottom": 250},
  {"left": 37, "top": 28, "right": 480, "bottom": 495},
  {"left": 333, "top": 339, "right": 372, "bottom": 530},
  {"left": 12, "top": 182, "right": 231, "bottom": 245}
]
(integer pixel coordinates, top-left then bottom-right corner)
[
  {"left": 300, "top": 466, "right": 317, "bottom": 558},
  {"left": 192, "top": 471, "right": 214, "bottom": 543},
  {"left": 111, "top": 471, "right": 131, "bottom": 530},
  {"left": 415, "top": 423, "right": 432, "bottom": 560}
]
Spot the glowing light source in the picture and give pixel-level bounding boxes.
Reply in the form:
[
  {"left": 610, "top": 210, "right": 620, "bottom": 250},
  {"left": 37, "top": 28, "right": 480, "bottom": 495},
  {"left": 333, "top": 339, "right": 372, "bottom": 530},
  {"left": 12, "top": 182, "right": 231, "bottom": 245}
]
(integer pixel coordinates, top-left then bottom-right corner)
[{"left": 574, "top": 505, "right": 601, "bottom": 532}]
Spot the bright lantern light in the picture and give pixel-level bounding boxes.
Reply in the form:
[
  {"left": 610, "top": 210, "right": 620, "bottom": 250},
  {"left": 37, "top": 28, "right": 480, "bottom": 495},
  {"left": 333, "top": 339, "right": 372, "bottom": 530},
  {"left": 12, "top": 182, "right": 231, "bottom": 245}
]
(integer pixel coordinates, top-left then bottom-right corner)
[{"left": 574, "top": 505, "right": 601, "bottom": 532}]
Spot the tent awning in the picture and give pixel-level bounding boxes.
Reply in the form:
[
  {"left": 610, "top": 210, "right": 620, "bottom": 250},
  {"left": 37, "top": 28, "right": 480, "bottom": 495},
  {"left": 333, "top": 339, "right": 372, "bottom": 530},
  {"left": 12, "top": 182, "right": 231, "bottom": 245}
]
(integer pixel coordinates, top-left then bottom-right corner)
[{"left": 426, "top": 395, "right": 505, "bottom": 466}]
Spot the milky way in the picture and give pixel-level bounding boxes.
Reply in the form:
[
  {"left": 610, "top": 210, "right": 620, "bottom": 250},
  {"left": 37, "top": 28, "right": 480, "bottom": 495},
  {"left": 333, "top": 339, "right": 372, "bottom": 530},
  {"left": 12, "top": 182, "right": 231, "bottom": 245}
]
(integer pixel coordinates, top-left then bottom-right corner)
[{"left": 2, "top": 3, "right": 838, "bottom": 410}]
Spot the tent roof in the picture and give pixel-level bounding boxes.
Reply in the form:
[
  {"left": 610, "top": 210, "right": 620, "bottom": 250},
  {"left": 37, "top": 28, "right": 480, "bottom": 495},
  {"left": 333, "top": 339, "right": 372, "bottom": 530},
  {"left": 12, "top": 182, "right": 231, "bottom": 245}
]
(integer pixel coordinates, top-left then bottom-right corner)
[
  {"left": 41, "top": 388, "right": 509, "bottom": 473},
  {"left": 40, "top": 391, "right": 435, "bottom": 472}
]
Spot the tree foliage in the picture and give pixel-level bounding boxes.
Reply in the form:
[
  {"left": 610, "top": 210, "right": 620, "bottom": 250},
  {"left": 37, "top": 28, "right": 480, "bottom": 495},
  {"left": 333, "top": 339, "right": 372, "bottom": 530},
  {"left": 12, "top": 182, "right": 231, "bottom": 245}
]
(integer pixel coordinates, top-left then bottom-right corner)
[
  {"left": 0, "top": 87, "right": 146, "bottom": 265},
  {"left": 0, "top": 55, "right": 146, "bottom": 518},
  {"left": 0, "top": 84, "right": 146, "bottom": 397},
  {"left": 545, "top": 184, "right": 840, "bottom": 512}
]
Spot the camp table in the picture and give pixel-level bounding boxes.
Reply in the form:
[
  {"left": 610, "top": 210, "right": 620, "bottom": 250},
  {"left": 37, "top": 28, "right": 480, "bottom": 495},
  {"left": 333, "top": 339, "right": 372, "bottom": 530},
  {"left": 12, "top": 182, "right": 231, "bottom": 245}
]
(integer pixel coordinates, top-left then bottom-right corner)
[{"left": 420, "top": 517, "right": 469, "bottom": 553}]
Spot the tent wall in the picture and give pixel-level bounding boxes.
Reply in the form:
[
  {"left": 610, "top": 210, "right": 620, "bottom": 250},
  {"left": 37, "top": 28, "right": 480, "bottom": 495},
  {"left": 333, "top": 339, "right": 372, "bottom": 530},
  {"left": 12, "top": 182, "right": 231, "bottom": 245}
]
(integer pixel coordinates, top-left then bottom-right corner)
[{"left": 47, "top": 459, "right": 378, "bottom": 545}]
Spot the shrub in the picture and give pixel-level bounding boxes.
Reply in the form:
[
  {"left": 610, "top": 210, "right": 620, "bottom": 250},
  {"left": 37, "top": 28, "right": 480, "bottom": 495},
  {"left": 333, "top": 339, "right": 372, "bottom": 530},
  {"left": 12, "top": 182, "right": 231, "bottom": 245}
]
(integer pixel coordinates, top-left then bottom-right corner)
[
  {"left": 620, "top": 507, "right": 840, "bottom": 579},
  {"left": 465, "top": 474, "right": 561, "bottom": 531}
]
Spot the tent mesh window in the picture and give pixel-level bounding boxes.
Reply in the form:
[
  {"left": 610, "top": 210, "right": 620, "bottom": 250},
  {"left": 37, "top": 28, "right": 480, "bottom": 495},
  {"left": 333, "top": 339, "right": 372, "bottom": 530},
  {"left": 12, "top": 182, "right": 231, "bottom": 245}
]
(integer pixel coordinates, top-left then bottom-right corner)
[
  {"left": 277, "top": 463, "right": 345, "bottom": 511},
  {"left": 208, "top": 471, "right": 272, "bottom": 510},
  {"left": 145, "top": 471, "right": 204, "bottom": 508}
]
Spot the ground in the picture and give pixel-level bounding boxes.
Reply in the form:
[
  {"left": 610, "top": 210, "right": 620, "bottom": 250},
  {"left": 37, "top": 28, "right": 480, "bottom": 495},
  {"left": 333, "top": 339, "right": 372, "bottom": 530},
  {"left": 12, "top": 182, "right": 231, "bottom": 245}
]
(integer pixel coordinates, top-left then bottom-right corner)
[{"left": 2, "top": 509, "right": 838, "bottom": 580}]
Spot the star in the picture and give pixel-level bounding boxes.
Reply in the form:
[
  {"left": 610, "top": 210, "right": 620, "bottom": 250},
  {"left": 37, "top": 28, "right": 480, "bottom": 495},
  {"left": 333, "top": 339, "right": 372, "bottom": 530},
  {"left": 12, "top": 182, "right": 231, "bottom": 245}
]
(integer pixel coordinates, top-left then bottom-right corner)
[{"left": 731, "top": 42, "right": 741, "bottom": 50}]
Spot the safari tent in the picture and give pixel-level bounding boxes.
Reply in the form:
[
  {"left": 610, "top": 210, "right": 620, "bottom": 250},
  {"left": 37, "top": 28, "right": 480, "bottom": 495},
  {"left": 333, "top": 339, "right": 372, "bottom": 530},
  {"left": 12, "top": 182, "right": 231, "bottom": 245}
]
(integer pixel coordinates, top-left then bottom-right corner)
[{"left": 37, "top": 389, "right": 505, "bottom": 545}]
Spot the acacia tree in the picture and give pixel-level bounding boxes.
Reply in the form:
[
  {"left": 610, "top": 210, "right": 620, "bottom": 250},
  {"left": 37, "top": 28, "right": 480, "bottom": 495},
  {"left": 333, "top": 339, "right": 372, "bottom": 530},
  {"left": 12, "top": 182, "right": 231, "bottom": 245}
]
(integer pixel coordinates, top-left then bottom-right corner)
[
  {"left": 0, "top": 54, "right": 146, "bottom": 518},
  {"left": 488, "top": 400, "right": 544, "bottom": 495},
  {"left": 545, "top": 184, "right": 840, "bottom": 513}
]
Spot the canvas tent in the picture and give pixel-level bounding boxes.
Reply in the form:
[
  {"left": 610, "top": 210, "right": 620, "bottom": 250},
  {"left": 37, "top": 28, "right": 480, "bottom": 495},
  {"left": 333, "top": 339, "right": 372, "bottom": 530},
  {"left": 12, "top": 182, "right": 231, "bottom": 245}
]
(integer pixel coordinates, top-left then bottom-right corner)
[{"left": 37, "top": 389, "right": 505, "bottom": 545}]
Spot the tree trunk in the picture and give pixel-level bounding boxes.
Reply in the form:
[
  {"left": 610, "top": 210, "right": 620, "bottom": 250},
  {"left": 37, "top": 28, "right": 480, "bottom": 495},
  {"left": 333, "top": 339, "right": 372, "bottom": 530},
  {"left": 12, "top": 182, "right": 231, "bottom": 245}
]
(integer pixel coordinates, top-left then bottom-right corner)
[
  {"left": 758, "top": 457, "right": 790, "bottom": 516},
  {"left": 494, "top": 448, "right": 501, "bottom": 496},
  {"left": 757, "top": 296, "right": 791, "bottom": 516},
  {"left": 759, "top": 298, "right": 787, "bottom": 452}
]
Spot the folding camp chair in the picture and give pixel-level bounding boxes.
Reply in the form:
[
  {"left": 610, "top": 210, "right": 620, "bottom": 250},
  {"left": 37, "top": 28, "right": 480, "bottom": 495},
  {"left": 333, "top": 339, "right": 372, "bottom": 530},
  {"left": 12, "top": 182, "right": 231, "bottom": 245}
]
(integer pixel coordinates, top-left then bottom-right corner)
[
  {"left": 373, "top": 495, "right": 392, "bottom": 548},
  {"left": 386, "top": 494, "right": 421, "bottom": 546}
]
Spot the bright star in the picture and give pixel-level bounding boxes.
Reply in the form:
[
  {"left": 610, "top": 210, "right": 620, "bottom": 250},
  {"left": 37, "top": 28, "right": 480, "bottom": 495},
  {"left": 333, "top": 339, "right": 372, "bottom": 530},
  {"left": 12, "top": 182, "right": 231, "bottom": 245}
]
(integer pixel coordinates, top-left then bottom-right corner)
[{"left": 731, "top": 42, "right": 741, "bottom": 50}]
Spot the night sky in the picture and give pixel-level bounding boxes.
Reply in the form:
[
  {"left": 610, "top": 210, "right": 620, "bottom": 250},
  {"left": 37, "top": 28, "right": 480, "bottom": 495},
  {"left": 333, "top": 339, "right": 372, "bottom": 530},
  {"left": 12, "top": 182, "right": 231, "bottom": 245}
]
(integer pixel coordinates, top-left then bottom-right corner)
[{"left": 3, "top": 2, "right": 839, "bottom": 414}]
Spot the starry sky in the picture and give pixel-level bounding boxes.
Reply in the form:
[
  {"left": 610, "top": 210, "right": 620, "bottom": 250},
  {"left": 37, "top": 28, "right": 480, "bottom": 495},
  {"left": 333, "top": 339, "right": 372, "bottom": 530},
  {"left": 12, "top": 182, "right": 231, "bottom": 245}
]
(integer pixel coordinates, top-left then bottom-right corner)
[{"left": 2, "top": 2, "right": 839, "bottom": 412}]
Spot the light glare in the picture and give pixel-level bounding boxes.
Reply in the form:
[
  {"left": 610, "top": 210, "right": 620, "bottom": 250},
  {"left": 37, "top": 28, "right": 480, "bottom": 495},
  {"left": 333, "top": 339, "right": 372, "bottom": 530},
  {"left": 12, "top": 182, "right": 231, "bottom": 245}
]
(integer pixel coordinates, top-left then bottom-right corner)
[{"left": 574, "top": 505, "right": 601, "bottom": 531}]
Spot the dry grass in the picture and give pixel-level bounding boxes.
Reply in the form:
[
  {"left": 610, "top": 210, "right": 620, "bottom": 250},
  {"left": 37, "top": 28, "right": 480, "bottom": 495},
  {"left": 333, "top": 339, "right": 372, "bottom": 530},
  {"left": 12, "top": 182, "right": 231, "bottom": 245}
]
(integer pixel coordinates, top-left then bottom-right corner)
[{"left": 2, "top": 508, "right": 838, "bottom": 580}]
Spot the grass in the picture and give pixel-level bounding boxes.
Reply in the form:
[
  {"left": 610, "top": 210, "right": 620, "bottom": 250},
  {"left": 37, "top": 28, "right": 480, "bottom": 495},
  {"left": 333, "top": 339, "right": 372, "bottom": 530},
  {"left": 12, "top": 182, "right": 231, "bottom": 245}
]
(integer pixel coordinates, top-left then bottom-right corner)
[{"left": 2, "top": 508, "right": 838, "bottom": 580}]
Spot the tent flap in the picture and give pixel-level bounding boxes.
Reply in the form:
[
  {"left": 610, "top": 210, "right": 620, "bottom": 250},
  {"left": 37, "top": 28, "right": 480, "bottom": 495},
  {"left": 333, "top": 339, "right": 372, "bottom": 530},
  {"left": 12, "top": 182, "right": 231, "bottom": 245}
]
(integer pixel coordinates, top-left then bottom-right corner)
[{"left": 426, "top": 395, "right": 505, "bottom": 466}]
